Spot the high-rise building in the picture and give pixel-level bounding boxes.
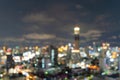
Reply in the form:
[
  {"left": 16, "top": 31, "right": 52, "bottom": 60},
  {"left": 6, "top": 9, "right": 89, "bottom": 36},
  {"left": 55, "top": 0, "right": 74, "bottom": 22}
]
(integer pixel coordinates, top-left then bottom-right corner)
[
  {"left": 40, "top": 45, "right": 58, "bottom": 69},
  {"left": 74, "top": 26, "right": 80, "bottom": 50},
  {"left": 68, "top": 26, "right": 81, "bottom": 68}
]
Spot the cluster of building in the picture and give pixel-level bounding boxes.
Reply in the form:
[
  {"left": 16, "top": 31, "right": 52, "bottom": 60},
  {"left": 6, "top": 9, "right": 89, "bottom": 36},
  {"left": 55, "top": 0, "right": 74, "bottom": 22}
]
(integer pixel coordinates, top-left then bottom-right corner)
[{"left": 0, "top": 26, "right": 119, "bottom": 80}]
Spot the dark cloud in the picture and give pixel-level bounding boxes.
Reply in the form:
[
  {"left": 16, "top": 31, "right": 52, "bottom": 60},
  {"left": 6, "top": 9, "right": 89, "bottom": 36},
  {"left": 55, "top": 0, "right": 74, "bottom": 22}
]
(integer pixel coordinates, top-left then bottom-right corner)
[
  {"left": 23, "top": 13, "right": 55, "bottom": 24},
  {"left": 23, "top": 33, "right": 56, "bottom": 40}
]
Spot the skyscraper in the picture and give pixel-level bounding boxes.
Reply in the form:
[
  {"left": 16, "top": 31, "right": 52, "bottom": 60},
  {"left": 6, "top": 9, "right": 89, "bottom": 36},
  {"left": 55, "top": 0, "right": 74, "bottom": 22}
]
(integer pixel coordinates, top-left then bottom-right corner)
[
  {"left": 68, "top": 26, "right": 81, "bottom": 68},
  {"left": 74, "top": 26, "right": 80, "bottom": 50}
]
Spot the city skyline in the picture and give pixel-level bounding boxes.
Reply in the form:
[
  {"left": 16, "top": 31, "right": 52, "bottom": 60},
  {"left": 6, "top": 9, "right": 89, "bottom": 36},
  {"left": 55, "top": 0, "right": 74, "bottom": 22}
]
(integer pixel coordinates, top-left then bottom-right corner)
[{"left": 0, "top": 0, "right": 120, "bottom": 46}]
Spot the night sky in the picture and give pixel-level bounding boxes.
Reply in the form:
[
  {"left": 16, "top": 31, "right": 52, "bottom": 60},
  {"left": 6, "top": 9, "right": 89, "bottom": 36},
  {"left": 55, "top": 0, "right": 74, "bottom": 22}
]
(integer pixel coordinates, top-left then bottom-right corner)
[{"left": 0, "top": 0, "right": 120, "bottom": 46}]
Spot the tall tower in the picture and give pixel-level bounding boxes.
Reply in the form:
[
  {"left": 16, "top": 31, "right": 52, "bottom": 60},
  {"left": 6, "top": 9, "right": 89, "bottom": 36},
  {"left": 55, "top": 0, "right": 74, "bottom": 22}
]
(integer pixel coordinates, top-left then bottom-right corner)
[
  {"left": 74, "top": 26, "right": 80, "bottom": 50},
  {"left": 68, "top": 26, "right": 81, "bottom": 68}
]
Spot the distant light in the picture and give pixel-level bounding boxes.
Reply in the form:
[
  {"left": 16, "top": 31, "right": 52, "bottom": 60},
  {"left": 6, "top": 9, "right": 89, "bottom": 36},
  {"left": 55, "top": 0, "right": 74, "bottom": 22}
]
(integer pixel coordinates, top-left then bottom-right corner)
[
  {"left": 68, "top": 43, "right": 72, "bottom": 47},
  {"left": 65, "top": 71, "right": 68, "bottom": 74},
  {"left": 71, "top": 49, "right": 80, "bottom": 53},
  {"left": 74, "top": 78, "right": 77, "bottom": 80},
  {"left": 74, "top": 26, "right": 80, "bottom": 31},
  {"left": 48, "top": 63, "right": 52, "bottom": 66},
  {"left": 64, "top": 77, "right": 68, "bottom": 80},
  {"left": 97, "top": 47, "right": 101, "bottom": 51},
  {"left": 0, "top": 74, "right": 3, "bottom": 77},
  {"left": 0, "top": 50, "right": 4, "bottom": 53},
  {"left": 45, "top": 71, "right": 48, "bottom": 75},
  {"left": 74, "top": 26, "right": 80, "bottom": 34}
]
